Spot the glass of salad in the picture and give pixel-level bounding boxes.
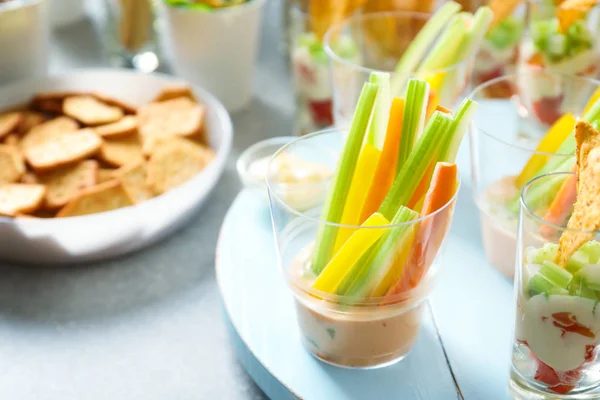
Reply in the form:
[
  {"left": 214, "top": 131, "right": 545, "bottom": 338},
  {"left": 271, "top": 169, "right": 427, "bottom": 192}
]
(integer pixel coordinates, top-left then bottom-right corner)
[
  {"left": 517, "top": 0, "right": 600, "bottom": 126},
  {"left": 511, "top": 170, "right": 600, "bottom": 398},
  {"left": 324, "top": 2, "right": 493, "bottom": 129},
  {"left": 470, "top": 72, "right": 599, "bottom": 278},
  {"left": 472, "top": 2, "right": 526, "bottom": 97}
]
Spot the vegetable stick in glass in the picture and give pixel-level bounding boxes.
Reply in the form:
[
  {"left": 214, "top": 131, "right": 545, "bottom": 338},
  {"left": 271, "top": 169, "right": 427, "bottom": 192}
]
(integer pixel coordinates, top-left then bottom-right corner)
[
  {"left": 386, "top": 162, "right": 458, "bottom": 296},
  {"left": 334, "top": 143, "right": 381, "bottom": 252},
  {"left": 397, "top": 79, "right": 429, "bottom": 173},
  {"left": 366, "top": 72, "right": 391, "bottom": 149},
  {"left": 313, "top": 212, "right": 390, "bottom": 294},
  {"left": 360, "top": 97, "right": 404, "bottom": 222},
  {"left": 311, "top": 81, "right": 379, "bottom": 274},
  {"left": 437, "top": 98, "right": 477, "bottom": 163},
  {"left": 540, "top": 167, "right": 577, "bottom": 239}
]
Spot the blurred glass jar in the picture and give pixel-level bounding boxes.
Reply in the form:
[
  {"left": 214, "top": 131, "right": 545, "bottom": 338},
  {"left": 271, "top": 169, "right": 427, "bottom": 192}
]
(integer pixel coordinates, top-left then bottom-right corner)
[{"left": 97, "top": 0, "right": 160, "bottom": 72}]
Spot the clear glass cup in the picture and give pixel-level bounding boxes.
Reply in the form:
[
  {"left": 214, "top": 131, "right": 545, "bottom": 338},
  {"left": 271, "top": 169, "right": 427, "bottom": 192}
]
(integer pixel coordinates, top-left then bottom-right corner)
[
  {"left": 97, "top": 0, "right": 159, "bottom": 72},
  {"left": 517, "top": 0, "right": 600, "bottom": 124},
  {"left": 511, "top": 171, "right": 600, "bottom": 399},
  {"left": 469, "top": 73, "right": 598, "bottom": 278},
  {"left": 324, "top": 11, "right": 474, "bottom": 128},
  {"left": 267, "top": 129, "right": 459, "bottom": 368}
]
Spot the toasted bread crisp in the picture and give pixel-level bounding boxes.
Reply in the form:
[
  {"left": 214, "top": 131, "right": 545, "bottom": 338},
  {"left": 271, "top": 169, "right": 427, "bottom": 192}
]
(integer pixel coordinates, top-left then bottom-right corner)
[
  {"left": 112, "top": 162, "right": 153, "bottom": 203},
  {"left": 97, "top": 168, "right": 117, "bottom": 183},
  {"left": 57, "top": 180, "right": 134, "bottom": 218},
  {"left": 138, "top": 97, "right": 204, "bottom": 142},
  {"left": 37, "top": 160, "right": 99, "bottom": 208},
  {"left": 0, "top": 145, "right": 25, "bottom": 184},
  {"left": 147, "top": 137, "right": 214, "bottom": 194},
  {"left": 0, "top": 112, "right": 23, "bottom": 139},
  {"left": 25, "top": 129, "right": 102, "bottom": 171},
  {"left": 557, "top": 0, "right": 597, "bottom": 33},
  {"left": 63, "top": 95, "right": 124, "bottom": 125},
  {"left": 20, "top": 172, "right": 38, "bottom": 184},
  {"left": 555, "top": 121, "right": 600, "bottom": 266},
  {"left": 0, "top": 184, "right": 46, "bottom": 216},
  {"left": 94, "top": 116, "right": 137, "bottom": 137},
  {"left": 152, "top": 85, "right": 196, "bottom": 103},
  {"left": 20, "top": 116, "right": 79, "bottom": 152},
  {"left": 17, "top": 112, "right": 46, "bottom": 134},
  {"left": 3, "top": 134, "right": 19, "bottom": 147},
  {"left": 98, "top": 136, "right": 144, "bottom": 167},
  {"left": 93, "top": 93, "right": 137, "bottom": 115}
]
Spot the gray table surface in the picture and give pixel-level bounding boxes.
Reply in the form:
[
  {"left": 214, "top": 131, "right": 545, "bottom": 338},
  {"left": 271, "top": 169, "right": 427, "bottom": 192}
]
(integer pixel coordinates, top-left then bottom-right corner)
[{"left": 0, "top": 2, "right": 289, "bottom": 399}]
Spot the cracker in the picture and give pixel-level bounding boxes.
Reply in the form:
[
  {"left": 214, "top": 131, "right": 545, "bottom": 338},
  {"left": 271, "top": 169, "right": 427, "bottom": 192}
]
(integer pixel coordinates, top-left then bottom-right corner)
[
  {"left": 20, "top": 172, "right": 38, "bottom": 184},
  {"left": 97, "top": 168, "right": 117, "bottom": 183},
  {"left": 137, "top": 97, "right": 204, "bottom": 141},
  {"left": 0, "top": 184, "right": 46, "bottom": 216},
  {"left": 0, "top": 145, "right": 25, "bottom": 184},
  {"left": 37, "top": 160, "right": 99, "bottom": 208},
  {"left": 57, "top": 180, "right": 134, "bottom": 218},
  {"left": 555, "top": 121, "right": 600, "bottom": 266},
  {"left": 0, "top": 112, "right": 23, "bottom": 139},
  {"left": 98, "top": 135, "right": 144, "bottom": 167},
  {"left": 147, "top": 137, "right": 214, "bottom": 194},
  {"left": 558, "top": 0, "right": 597, "bottom": 32},
  {"left": 93, "top": 93, "right": 138, "bottom": 115},
  {"left": 152, "top": 85, "right": 196, "bottom": 103},
  {"left": 4, "top": 134, "right": 19, "bottom": 146},
  {"left": 25, "top": 128, "right": 102, "bottom": 170},
  {"left": 112, "top": 161, "right": 153, "bottom": 203},
  {"left": 21, "top": 116, "right": 79, "bottom": 152},
  {"left": 93, "top": 115, "right": 137, "bottom": 137},
  {"left": 488, "top": 0, "right": 523, "bottom": 29},
  {"left": 17, "top": 112, "right": 46, "bottom": 134},
  {"left": 63, "top": 95, "right": 124, "bottom": 125}
]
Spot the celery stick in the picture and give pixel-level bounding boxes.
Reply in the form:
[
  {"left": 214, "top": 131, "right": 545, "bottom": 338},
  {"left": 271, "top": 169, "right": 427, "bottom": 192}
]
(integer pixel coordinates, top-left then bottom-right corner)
[
  {"left": 566, "top": 251, "right": 590, "bottom": 274},
  {"left": 380, "top": 111, "right": 453, "bottom": 220},
  {"left": 311, "top": 82, "right": 379, "bottom": 274},
  {"left": 366, "top": 73, "right": 391, "bottom": 150},
  {"left": 390, "top": 1, "right": 462, "bottom": 96},
  {"left": 528, "top": 243, "right": 558, "bottom": 264},
  {"left": 579, "top": 241, "right": 600, "bottom": 264},
  {"left": 336, "top": 206, "right": 419, "bottom": 298},
  {"left": 417, "top": 13, "right": 471, "bottom": 73},
  {"left": 529, "top": 274, "right": 555, "bottom": 296},
  {"left": 540, "top": 261, "right": 573, "bottom": 289},
  {"left": 438, "top": 98, "right": 477, "bottom": 163},
  {"left": 397, "top": 79, "right": 430, "bottom": 173},
  {"left": 436, "top": 7, "right": 493, "bottom": 105}
]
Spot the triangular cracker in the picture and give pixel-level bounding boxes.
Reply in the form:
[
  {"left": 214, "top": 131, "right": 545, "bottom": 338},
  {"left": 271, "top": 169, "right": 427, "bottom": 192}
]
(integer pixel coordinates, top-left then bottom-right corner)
[
  {"left": 555, "top": 121, "right": 600, "bottom": 266},
  {"left": 57, "top": 180, "right": 134, "bottom": 218},
  {"left": 112, "top": 161, "right": 153, "bottom": 203}
]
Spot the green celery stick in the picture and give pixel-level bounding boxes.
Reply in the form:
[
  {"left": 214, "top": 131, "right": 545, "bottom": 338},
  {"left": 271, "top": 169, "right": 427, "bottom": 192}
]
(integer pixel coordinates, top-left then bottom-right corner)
[
  {"left": 380, "top": 111, "right": 453, "bottom": 220},
  {"left": 566, "top": 251, "right": 590, "bottom": 274},
  {"left": 311, "top": 82, "right": 379, "bottom": 274},
  {"left": 579, "top": 241, "right": 600, "bottom": 264},
  {"left": 540, "top": 261, "right": 573, "bottom": 289},
  {"left": 417, "top": 13, "right": 471, "bottom": 73},
  {"left": 390, "top": 1, "right": 462, "bottom": 96},
  {"left": 397, "top": 79, "right": 430, "bottom": 173},
  {"left": 507, "top": 167, "right": 572, "bottom": 214},
  {"left": 438, "top": 98, "right": 478, "bottom": 163},
  {"left": 549, "top": 287, "right": 569, "bottom": 295},
  {"left": 436, "top": 7, "right": 493, "bottom": 105},
  {"left": 528, "top": 243, "right": 558, "bottom": 264},
  {"left": 336, "top": 206, "right": 419, "bottom": 298},
  {"left": 366, "top": 72, "right": 391, "bottom": 150},
  {"left": 529, "top": 274, "right": 555, "bottom": 296}
]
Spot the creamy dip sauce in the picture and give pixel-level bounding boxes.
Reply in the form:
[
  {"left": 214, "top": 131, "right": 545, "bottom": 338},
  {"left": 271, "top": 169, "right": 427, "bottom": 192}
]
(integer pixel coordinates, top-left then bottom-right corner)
[{"left": 288, "top": 243, "right": 428, "bottom": 368}]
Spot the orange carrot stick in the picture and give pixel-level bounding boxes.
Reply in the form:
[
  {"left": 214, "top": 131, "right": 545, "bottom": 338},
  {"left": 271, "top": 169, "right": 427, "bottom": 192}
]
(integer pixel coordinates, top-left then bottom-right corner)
[
  {"left": 360, "top": 97, "right": 404, "bottom": 223},
  {"left": 540, "top": 168, "right": 577, "bottom": 238},
  {"left": 386, "top": 162, "right": 458, "bottom": 297}
]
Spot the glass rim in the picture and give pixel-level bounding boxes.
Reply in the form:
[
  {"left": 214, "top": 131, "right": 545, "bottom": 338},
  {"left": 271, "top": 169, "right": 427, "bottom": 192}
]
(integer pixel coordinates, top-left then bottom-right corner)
[
  {"left": 265, "top": 128, "right": 461, "bottom": 229},
  {"left": 322, "top": 10, "right": 476, "bottom": 76},
  {"left": 469, "top": 72, "right": 600, "bottom": 157},
  {"left": 520, "top": 171, "right": 598, "bottom": 234},
  {"left": 284, "top": 266, "right": 435, "bottom": 308}
]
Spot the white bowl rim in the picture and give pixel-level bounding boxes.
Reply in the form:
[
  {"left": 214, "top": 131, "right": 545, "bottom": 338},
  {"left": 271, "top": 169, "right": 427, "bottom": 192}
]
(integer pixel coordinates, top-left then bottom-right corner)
[
  {"left": 0, "top": 68, "right": 233, "bottom": 225},
  {"left": 0, "top": 0, "right": 44, "bottom": 12}
]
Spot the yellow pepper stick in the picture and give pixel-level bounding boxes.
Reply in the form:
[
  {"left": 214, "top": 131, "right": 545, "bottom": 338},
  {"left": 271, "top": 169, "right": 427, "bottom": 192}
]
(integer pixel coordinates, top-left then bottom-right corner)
[
  {"left": 584, "top": 86, "right": 600, "bottom": 114},
  {"left": 425, "top": 72, "right": 446, "bottom": 120},
  {"left": 333, "top": 143, "right": 382, "bottom": 252},
  {"left": 313, "top": 212, "right": 389, "bottom": 294},
  {"left": 515, "top": 113, "right": 576, "bottom": 188}
]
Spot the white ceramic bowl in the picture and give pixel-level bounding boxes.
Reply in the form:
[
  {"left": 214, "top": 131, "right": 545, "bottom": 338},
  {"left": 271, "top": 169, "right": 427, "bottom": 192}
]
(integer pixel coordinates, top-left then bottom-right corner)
[{"left": 0, "top": 69, "right": 233, "bottom": 265}]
